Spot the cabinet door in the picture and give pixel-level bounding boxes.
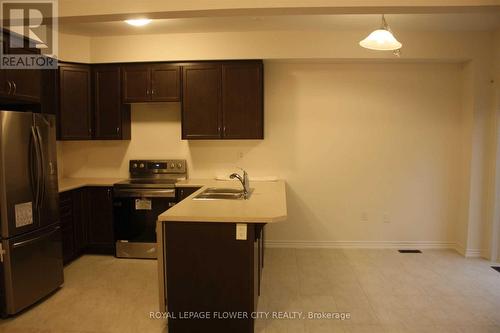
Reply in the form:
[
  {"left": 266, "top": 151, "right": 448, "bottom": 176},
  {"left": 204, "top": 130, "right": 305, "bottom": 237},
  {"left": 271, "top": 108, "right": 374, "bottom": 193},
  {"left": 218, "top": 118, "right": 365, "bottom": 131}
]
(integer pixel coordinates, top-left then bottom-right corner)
[
  {"left": 59, "top": 64, "right": 92, "bottom": 140},
  {"left": 182, "top": 64, "right": 222, "bottom": 139},
  {"left": 151, "top": 64, "right": 181, "bottom": 102},
  {"left": 94, "top": 65, "right": 130, "bottom": 139},
  {"left": 176, "top": 187, "right": 201, "bottom": 202},
  {"left": 222, "top": 62, "right": 263, "bottom": 139},
  {"left": 122, "top": 65, "right": 150, "bottom": 103},
  {"left": 59, "top": 191, "right": 75, "bottom": 265},
  {"left": 0, "top": 69, "right": 9, "bottom": 97},
  {"left": 87, "top": 187, "right": 115, "bottom": 254},
  {"left": 40, "top": 68, "right": 58, "bottom": 115},
  {"left": 0, "top": 37, "right": 8, "bottom": 97},
  {"left": 6, "top": 69, "right": 41, "bottom": 103},
  {"left": 72, "top": 188, "right": 88, "bottom": 256},
  {"left": 1, "top": 32, "right": 41, "bottom": 103}
]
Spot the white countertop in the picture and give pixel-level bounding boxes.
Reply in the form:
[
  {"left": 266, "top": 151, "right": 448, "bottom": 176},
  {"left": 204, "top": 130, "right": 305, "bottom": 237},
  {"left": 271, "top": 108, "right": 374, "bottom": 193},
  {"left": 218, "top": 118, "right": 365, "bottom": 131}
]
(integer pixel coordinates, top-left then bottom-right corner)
[
  {"left": 58, "top": 178, "right": 125, "bottom": 193},
  {"left": 159, "top": 179, "right": 287, "bottom": 223}
]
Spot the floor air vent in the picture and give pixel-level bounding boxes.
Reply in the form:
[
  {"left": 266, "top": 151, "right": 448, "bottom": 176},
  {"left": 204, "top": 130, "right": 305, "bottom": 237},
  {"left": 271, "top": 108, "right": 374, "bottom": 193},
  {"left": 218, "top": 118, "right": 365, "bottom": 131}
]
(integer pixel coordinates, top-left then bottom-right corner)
[
  {"left": 398, "top": 249, "right": 422, "bottom": 253},
  {"left": 492, "top": 267, "right": 500, "bottom": 274}
]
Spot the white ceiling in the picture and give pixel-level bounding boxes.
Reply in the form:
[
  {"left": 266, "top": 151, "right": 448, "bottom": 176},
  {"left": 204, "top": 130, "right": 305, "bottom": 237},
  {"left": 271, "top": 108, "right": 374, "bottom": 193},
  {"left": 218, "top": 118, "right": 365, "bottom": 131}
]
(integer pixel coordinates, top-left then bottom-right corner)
[{"left": 58, "top": 13, "right": 500, "bottom": 37}]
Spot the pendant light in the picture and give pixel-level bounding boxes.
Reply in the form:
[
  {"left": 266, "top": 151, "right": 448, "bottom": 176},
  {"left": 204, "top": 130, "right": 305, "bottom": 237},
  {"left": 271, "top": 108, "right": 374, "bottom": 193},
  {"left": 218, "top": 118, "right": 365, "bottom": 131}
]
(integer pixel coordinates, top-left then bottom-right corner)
[{"left": 359, "top": 15, "right": 402, "bottom": 52}]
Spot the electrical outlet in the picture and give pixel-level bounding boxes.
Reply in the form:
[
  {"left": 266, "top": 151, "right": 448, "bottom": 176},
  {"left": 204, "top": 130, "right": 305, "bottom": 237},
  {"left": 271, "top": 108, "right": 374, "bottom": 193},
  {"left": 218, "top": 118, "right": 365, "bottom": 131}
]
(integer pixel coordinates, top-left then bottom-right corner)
[
  {"left": 360, "top": 212, "right": 368, "bottom": 222},
  {"left": 383, "top": 213, "right": 391, "bottom": 223}
]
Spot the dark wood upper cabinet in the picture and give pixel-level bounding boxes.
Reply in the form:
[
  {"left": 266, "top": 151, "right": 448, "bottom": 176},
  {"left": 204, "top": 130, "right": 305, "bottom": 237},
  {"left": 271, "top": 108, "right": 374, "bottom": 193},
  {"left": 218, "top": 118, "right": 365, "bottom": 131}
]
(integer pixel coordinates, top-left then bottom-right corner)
[
  {"left": 52, "top": 60, "right": 262, "bottom": 141},
  {"left": 122, "top": 64, "right": 180, "bottom": 103},
  {"left": 58, "top": 64, "right": 92, "bottom": 140},
  {"left": 0, "top": 32, "right": 41, "bottom": 104},
  {"left": 182, "top": 61, "right": 264, "bottom": 140},
  {"left": 182, "top": 64, "right": 222, "bottom": 139},
  {"left": 0, "top": 70, "right": 8, "bottom": 97},
  {"left": 93, "top": 65, "right": 131, "bottom": 140},
  {"left": 122, "top": 65, "right": 150, "bottom": 103},
  {"left": 40, "top": 68, "right": 58, "bottom": 115},
  {"left": 151, "top": 64, "right": 181, "bottom": 102},
  {"left": 222, "top": 62, "right": 263, "bottom": 139},
  {"left": 5, "top": 69, "right": 41, "bottom": 102}
]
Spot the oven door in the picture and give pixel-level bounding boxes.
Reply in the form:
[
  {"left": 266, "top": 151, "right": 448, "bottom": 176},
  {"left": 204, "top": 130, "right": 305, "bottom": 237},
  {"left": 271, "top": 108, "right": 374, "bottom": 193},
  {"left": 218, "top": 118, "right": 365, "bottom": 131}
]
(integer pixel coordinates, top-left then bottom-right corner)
[{"left": 113, "top": 188, "right": 176, "bottom": 259}]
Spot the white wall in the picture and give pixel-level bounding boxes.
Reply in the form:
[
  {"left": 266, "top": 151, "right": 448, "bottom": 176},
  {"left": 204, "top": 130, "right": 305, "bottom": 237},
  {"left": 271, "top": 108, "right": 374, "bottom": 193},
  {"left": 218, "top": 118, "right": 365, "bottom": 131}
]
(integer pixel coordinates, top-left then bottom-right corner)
[
  {"left": 58, "top": 32, "right": 91, "bottom": 62},
  {"left": 490, "top": 30, "right": 500, "bottom": 262},
  {"left": 89, "top": 30, "right": 491, "bottom": 63},
  {"left": 56, "top": 27, "right": 498, "bottom": 255},
  {"left": 58, "top": 0, "right": 500, "bottom": 18},
  {"left": 62, "top": 61, "right": 465, "bottom": 246}
]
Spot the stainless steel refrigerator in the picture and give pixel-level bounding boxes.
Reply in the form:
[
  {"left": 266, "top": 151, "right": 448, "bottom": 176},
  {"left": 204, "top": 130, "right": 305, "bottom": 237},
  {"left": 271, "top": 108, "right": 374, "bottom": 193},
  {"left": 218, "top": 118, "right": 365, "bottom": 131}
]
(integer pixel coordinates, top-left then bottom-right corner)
[{"left": 0, "top": 110, "right": 63, "bottom": 316}]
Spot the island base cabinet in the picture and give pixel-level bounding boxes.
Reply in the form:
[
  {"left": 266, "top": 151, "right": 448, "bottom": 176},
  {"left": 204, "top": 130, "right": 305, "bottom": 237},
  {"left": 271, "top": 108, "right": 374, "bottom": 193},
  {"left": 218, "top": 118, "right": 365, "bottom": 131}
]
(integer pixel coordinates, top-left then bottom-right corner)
[{"left": 163, "top": 222, "right": 262, "bottom": 333}]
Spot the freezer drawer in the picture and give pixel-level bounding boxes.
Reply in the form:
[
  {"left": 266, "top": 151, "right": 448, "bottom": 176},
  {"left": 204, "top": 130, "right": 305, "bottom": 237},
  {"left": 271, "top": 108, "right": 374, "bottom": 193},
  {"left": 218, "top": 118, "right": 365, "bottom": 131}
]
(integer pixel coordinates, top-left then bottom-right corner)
[{"left": 1, "top": 224, "right": 64, "bottom": 316}]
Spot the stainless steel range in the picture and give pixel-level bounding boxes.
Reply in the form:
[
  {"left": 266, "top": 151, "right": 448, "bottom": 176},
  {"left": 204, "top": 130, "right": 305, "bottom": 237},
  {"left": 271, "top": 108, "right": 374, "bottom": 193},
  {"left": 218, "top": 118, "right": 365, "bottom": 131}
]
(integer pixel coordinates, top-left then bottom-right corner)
[{"left": 113, "top": 160, "right": 187, "bottom": 259}]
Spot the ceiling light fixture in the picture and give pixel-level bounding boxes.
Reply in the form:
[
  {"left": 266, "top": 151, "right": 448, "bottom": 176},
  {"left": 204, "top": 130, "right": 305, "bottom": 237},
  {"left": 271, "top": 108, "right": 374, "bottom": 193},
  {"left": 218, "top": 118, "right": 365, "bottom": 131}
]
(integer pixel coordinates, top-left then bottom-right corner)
[
  {"left": 359, "top": 15, "right": 402, "bottom": 55},
  {"left": 125, "top": 19, "right": 152, "bottom": 27}
]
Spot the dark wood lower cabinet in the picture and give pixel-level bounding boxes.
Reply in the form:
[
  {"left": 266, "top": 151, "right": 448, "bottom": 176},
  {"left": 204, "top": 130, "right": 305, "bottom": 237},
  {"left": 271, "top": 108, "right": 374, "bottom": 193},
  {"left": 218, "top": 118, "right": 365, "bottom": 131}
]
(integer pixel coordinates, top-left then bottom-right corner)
[
  {"left": 176, "top": 187, "right": 201, "bottom": 202},
  {"left": 59, "top": 191, "right": 75, "bottom": 265},
  {"left": 86, "top": 187, "right": 115, "bottom": 254},
  {"left": 59, "top": 189, "right": 89, "bottom": 264},
  {"left": 163, "top": 222, "right": 264, "bottom": 333},
  {"left": 59, "top": 186, "right": 115, "bottom": 265}
]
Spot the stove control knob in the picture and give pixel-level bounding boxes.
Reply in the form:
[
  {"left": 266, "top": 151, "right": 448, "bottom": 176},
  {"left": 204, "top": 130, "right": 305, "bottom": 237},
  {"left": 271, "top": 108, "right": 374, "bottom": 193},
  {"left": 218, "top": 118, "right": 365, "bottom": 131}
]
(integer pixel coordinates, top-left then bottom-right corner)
[
  {"left": 177, "top": 163, "right": 183, "bottom": 169},
  {"left": 139, "top": 163, "right": 145, "bottom": 168},
  {"left": 133, "top": 163, "right": 138, "bottom": 168},
  {"left": 170, "top": 163, "right": 175, "bottom": 169}
]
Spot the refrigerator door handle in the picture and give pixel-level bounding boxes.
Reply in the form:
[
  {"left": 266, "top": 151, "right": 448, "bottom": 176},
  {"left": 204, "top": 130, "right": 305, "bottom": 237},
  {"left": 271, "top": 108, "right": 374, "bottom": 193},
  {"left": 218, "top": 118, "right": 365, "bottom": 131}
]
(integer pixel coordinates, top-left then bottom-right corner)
[
  {"left": 35, "top": 126, "right": 45, "bottom": 207},
  {"left": 12, "top": 225, "right": 61, "bottom": 249},
  {"left": 0, "top": 243, "right": 5, "bottom": 262},
  {"left": 30, "top": 126, "right": 42, "bottom": 208},
  {"left": 29, "top": 129, "right": 37, "bottom": 205}
]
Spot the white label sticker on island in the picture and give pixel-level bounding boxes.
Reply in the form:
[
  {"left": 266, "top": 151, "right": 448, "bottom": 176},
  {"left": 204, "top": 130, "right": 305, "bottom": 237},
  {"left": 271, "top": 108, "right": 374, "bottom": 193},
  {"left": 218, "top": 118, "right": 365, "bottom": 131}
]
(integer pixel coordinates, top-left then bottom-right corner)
[
  {"left": 236, "top": 223, "right": 247, "bottom": 240},
  {"left": 135, "top": 198, "right": 152, "bottom": 210}
]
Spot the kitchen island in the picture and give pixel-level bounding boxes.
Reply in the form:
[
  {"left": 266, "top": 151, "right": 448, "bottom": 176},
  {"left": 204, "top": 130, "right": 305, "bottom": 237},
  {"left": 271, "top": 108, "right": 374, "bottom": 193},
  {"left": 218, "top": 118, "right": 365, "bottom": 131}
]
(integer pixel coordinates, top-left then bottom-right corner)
[{"left": 157, "top": 179, "right": 287, "bottom": 333}]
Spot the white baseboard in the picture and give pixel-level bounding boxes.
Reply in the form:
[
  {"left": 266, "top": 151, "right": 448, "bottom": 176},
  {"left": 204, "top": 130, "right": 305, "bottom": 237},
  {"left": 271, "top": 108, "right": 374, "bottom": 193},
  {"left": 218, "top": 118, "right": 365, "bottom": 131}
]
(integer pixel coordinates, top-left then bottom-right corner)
[
  {"left": 265, "top": 240, "right": 455, "bottom": 250},
  {"left": 464, "top": 249, "right": 482, "bottom": 258},
  {"left": 454, "top": 243, "right": 483, "bottom": 258}
]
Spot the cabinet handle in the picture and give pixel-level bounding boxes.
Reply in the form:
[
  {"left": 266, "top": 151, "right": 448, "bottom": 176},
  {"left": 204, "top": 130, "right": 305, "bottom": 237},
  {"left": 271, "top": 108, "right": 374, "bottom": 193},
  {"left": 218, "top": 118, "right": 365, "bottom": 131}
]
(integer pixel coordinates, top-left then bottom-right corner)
[
  {"left": 116, "top": 127, "right": 120, "bottom": 133},
  {"left": 146, "top": 89, "right": 150, "bottom": 95},
  {"left": 7, "top": 81, "right": 12, "bottom": 94},
  {"left": 151, "top": 88, "right": 155, "bottom": 95},
  {"left": 107, "top": 188, "right": 112, "bottom": 198},
  {"left": 223, "top": 125, "right": 226, "bottom": 135},
  {"left": 11, "top": 81, "right": 16, "bottom": 95}
]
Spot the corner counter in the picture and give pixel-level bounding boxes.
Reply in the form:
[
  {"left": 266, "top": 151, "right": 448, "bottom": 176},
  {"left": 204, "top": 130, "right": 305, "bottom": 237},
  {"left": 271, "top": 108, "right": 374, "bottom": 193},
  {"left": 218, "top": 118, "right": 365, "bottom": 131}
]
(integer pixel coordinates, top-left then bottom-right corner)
[
  {"left": 157, "top": 179, "right": 287, "bottom": 333},
  {"left": 58, "top": 178, "right": 125, "bottom": 193},
  {"left": 158, "top": 179, "right": 287, "bottom": 223}
]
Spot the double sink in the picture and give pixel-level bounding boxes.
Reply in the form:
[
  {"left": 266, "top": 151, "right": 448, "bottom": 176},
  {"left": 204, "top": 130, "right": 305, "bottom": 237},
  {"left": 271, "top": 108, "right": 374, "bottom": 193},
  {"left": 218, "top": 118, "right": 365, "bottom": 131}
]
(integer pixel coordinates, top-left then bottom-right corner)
[{"left": 193, "top": 187, "right": 253, "bottom": 200}]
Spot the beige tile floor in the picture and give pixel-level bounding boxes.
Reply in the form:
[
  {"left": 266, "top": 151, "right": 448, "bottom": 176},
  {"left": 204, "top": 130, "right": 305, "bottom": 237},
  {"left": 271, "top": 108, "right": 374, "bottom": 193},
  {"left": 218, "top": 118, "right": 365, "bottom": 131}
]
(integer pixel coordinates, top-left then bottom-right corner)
[
  {"left": 1, "top": 249, "right": 500, "bottom": 333},
  {"left": 0, "top": 255, "right": 166, "bottom": 333}
]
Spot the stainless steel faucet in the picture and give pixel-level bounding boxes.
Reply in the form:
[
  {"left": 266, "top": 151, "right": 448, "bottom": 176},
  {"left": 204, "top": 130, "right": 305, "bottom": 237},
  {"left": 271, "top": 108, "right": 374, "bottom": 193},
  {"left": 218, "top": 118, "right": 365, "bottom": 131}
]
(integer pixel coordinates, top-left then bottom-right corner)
[{"left": 229, "top": 169, "right": 250, "bottom": 199}]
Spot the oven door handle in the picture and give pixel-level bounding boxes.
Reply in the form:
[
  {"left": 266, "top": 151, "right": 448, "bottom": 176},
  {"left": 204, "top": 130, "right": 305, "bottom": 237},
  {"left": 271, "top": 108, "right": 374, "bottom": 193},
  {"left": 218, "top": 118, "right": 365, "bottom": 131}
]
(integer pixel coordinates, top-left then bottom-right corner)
[{"left": 113, "top": 188, "right": 176, "bottom": 198}]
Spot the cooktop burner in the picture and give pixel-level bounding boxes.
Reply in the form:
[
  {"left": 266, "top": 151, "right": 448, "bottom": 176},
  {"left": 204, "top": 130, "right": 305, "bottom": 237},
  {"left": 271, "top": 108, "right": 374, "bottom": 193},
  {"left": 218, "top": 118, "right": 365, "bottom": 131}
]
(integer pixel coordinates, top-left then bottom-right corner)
[
  {"left": 114, "top": 178, "right": 180, "bottom": 189},
  {"left": 114, "top": 159, "right": 187, "bottom": 189},
  {"left": 121, "top": 179, "right": 178, "bottom": 185}
]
